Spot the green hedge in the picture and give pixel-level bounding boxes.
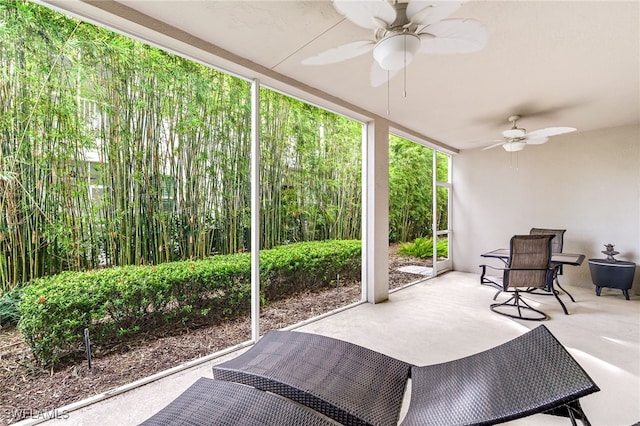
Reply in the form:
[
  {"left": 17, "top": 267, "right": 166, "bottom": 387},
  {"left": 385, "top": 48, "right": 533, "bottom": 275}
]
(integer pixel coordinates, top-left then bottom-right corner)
[
  {"left": 260, "top": 240, "right": 361, "bottom": 299},
  {"left": 18, "top": 240, "right": 361, "bottom": 366}
]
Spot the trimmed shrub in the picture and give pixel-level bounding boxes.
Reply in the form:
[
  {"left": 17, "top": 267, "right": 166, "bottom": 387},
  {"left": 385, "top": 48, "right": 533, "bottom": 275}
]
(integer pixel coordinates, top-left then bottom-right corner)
[
  {"left": 260, "top": 240, "right": 361, "bottom": 300},
  {"left": 18, "top": 240, "right": 361, "bottom": 366}
]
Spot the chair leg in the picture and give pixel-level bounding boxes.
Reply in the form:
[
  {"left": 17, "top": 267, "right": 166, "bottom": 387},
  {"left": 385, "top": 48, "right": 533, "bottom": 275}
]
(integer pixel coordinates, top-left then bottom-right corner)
[
  {"left": 524, "top": 270, "right": 576, "bottom": 303},
  {"left": 551, "top": 282, "right": 570, "bottom": 315},
  {"left": 545, "top": 400, "right": 593, "bottom": 426},
  {"left": 490, "top": 290, "right": 549, "bottom": 321},
  {"left": 512, "top": 285, "right": 570, "bottom": 315},
  {"left": 492, "top": 289, "right": 502, "bottom": 301},
  {"left": 555, "top": 276, "right": 576, "bottom": 302}
]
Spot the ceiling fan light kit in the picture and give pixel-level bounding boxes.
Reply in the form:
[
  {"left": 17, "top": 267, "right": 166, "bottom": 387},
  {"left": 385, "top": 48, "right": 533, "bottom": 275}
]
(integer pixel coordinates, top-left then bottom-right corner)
[
  {"left": 482, "top": 114, "right": 577, "bottom": 152},
  {"left": 373, "top": 32, "right": 420, "bottom": 71},
  {"left": 302, "top": 0, "right": 488, "bottom": 87},
  {"left": 502, "top": 141, "right": 526, "bottom": 152}
]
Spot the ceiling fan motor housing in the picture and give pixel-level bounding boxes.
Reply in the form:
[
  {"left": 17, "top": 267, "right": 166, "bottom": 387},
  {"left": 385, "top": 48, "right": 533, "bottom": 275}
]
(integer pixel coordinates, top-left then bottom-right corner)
[{"left": 502, "top": 128, "right": 526, "bottom": 139}]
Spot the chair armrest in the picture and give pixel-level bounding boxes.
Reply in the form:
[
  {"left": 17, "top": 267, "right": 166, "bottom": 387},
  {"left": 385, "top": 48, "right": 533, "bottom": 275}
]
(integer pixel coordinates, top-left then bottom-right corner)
[
  {"left": 480, "top": 264, "right": 505, "bottom": 272},
  {"left": 479, "top": 264, "right": 505, "bottom": 287}
]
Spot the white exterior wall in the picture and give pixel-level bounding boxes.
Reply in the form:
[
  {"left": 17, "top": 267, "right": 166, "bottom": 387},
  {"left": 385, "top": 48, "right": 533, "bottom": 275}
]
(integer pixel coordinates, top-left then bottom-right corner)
[{"left": 452, "top": 124, "right": 640, "bottom": 295}]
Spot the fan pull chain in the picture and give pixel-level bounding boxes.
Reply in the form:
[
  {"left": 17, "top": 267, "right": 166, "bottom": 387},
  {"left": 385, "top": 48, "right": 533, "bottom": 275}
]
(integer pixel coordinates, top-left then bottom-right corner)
[
  {"left": 404, "top": 67, "right": 407, "bottom": 98},
  {"left": 403, "top": 34, "right": 408, "bottom": 98},
  {"left": 510, "top": 151, "right": 520, "bottom": 171}
]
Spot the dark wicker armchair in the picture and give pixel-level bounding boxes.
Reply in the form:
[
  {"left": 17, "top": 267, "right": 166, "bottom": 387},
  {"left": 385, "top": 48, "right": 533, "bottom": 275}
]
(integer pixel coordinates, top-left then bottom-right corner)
[{"left": 485, "top": 234, "right": 556, "bottom": 320}]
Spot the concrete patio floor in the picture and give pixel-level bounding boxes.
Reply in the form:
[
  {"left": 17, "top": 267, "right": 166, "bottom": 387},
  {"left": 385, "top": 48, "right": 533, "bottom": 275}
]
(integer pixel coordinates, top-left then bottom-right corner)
[{"left": 17, "top": 271, "right": 640, "bottom": 426}]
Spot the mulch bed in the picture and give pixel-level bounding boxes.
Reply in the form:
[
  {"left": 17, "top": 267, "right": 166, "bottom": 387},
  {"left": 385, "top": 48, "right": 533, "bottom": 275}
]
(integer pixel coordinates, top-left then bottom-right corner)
[{"left": 0, "top": 248, "right": 428, "bottom": 425}]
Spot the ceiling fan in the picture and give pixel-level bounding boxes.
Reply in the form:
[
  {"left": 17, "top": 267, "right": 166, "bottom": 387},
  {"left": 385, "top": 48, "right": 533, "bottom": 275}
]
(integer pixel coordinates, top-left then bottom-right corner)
[
  {"left": 302, "top": 0, "right": 488, "bottom": 87},
  {"left": 483, "top": 115, "right": 577, "bottom": 152}
]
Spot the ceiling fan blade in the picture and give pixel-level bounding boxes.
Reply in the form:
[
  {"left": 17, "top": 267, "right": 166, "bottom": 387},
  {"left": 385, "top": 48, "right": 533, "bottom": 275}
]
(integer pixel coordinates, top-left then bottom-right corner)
[
  {"left": 333, "top": 0, "right": 396, "bottom": 30},
  {"left": 418, "top": 19, "right": 488, "bottom": 54},
  {"left": 302, "top": 40, "right": 375, "bottom": 66},
  {"left": 525, "top": 136, "right": 549, "bottom": 145},
  {"left": 482, "top": 140, "right": 506, "bottom": 150},
  {"left": 407, "top": 5, "right": 433, "bottom": 27},
  {"left": 370, "top": 60, "right": 398, "bottom": 87},
  {"left": 527, "top": 127, "right": 577, "bottom": 138},
  {"left": 407, "top": 1, "right": 465, "bottom": 27}
]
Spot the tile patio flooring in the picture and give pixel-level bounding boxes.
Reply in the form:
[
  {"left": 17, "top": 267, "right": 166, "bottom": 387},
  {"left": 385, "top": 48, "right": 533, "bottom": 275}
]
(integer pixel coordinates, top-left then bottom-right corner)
[{"left": 17, "top": 271, "right": 640, "bottom": 426}]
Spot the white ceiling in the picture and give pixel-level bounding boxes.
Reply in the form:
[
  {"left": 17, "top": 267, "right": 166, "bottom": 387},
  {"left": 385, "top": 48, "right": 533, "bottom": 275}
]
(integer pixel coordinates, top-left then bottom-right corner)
[{"left": 46, "top": 0, "right": 639, "bottom": 151}]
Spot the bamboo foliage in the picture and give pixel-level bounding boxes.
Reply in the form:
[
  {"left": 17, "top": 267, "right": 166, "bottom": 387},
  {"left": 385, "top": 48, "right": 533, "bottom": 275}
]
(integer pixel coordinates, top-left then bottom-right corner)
[
  {"left": 0, "top": 1, "right": 365, "bottom": 291},
  {"left": 388, "top": 135, "right": 449, "bottom": 243},
  {"left": 0, "top": 1, "right": 442, "bottom": 293},
  {"left": 89, "top": 39, "right": 255, "bottom": 264},
  {"left": 1, "top": 0, "right": 94, "bottom": 288},
  {"left": 259, "top": 92, "right": 362, "bottom": 248}
]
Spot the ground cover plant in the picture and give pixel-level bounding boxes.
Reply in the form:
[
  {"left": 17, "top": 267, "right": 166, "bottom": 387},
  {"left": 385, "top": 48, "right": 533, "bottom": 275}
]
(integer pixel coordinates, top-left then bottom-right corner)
[
  {"left": 398, "top": 237, "right": 448, "bottom": 259},
  {"left": 0, "top": 287, "right": 22, "bottom": 328}
]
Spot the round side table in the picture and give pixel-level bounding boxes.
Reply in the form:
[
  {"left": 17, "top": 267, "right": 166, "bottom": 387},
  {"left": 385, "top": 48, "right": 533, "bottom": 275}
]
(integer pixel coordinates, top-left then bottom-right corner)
[{"left": 588, "top": 259, "right": 636, "bottom": 300}]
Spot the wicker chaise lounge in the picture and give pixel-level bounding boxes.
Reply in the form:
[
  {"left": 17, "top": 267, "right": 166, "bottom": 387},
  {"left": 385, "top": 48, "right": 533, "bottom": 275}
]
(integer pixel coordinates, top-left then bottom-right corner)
[
  {"left": 139, "top": 377, "right": 337, "bottom": 426},
  {"left": 400, "top": 325, "right": 599, "bottom": 426},
  {"left": 140, "top": 326, "right": 599, "bottom": 426},
  {"left": 213, "top": 330, "right": 411, "bottom": 426}
]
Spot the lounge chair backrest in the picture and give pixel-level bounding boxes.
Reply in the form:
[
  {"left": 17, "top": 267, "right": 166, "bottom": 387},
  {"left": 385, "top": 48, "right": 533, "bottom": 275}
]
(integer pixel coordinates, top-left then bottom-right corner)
[
  {"left": 401, "top": 325, "right": 599, "bottom": 426},
  {"left": 213, "top": 330, "right": 411, "bottom": 426}
]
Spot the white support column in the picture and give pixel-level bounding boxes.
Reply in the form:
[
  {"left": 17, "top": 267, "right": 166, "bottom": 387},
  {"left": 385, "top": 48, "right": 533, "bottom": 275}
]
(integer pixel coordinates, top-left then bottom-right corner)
[
  {"left": 363, "top": 119, "right": 389, "bottom": 303},
  {"left": 432, "top": 150, "right": 438, "bottom": 276},
  {"left": 250, "top": 79, "right": 260, "bottom": 341}
]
